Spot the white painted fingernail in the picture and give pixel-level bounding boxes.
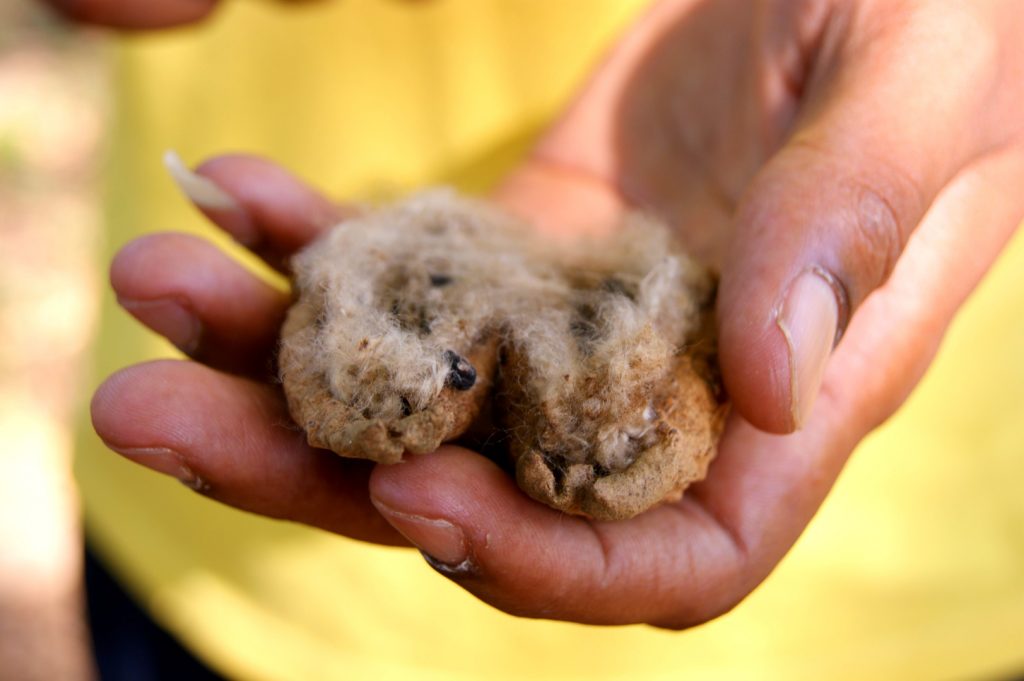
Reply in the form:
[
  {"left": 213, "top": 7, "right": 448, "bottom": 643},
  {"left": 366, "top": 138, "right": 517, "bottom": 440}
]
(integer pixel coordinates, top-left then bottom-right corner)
[{"left": 164, "top": 150, "right": 239, "bottom": 211}]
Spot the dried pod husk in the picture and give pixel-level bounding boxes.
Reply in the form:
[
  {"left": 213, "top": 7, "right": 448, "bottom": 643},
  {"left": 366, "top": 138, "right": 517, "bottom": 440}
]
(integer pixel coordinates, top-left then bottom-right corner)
[
  {"left": 498, "top": 218, "right": 727, "bottom": 520},
  {"left": 279, "top": 191, "right": 527, "bottom": 463},
  {"left": 280, "top": 190, "right": 727, "bottom": 518}
]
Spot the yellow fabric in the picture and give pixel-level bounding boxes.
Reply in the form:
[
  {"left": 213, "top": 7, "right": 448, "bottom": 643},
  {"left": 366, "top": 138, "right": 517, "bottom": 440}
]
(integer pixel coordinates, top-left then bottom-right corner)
[{"left": 76, "top": 1, "right": 1024, "bottom": 679}]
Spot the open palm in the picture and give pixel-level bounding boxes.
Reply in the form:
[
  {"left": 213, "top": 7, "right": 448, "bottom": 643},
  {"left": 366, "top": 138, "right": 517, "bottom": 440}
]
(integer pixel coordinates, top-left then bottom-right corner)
[{"left": 93, "top": 0, "right": 1024, "bottom": 627}]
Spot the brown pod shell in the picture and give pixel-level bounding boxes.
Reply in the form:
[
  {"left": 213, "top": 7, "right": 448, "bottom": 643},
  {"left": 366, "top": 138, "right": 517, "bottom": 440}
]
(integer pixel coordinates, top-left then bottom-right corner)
[
  {"left": 279, "top": 300, "right": 497, "bottom": 464},
  {"left": 503, "top": 342, "right": 726, "bottom": 521},
  {"left": 277, "top": 190, "right": 727, "bottom": 518}
]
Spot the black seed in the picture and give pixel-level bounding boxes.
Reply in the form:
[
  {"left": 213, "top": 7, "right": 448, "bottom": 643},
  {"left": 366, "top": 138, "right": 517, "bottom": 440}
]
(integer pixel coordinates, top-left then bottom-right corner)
[
  {"left": 400, "top": 396, "right": 412, "bottom": 417},
  {"left": 429, "top": 273, "right": 453, "bottom": 287},
  {"left": 444, "top": 349, "right": 476, "bottom": 391}
]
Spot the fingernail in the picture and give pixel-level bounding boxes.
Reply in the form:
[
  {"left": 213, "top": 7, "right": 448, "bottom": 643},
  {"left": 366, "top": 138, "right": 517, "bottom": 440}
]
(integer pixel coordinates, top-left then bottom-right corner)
[
  {"left": 107, "top": 445, "right": 202, "bottom": 488},
  {"left": 164, "top": 150, "right": 238, "bottom": 210},
  {"left": 776, "top": 268, "right": 841, "bottom": 429},
  {"left": 375, "top": 501, "right": 469, "bottom": 568},
  {"left": 163, "top": 150, "right": 260, "bottom": 247},
  {"left": 118, "top": 297, "right": 202, "bottom": 354}
]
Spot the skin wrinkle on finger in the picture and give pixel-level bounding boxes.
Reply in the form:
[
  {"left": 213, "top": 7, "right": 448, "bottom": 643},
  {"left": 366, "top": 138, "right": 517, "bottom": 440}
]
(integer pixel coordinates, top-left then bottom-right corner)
[
  {"left": 111, "top": 232, "right": 290, "bottom": 375},
  {"left": 91, "top": 360, "right": 406, "bottom": 546},
  {"left": 758, "top": 136, "right": 925, "bottom": 310}
]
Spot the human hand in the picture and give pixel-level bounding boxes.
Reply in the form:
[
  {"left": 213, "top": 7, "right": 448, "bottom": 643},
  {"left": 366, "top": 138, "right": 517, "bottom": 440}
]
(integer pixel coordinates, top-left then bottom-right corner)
[{"left": 92, "top": 0, "right": 1024, "bottom": 627}]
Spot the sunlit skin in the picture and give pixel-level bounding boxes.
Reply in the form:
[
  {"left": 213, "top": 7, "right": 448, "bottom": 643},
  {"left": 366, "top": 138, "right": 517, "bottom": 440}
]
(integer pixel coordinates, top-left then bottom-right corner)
[{"left": 61, "top": 0, "right": 1024, "bottom": 626}]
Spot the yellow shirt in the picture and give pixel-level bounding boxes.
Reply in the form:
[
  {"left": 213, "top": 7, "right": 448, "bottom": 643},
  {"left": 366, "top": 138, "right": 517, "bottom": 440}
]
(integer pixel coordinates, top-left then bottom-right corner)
[{"left": 76, "top": 1, "right": 1024, "bottom": 679}]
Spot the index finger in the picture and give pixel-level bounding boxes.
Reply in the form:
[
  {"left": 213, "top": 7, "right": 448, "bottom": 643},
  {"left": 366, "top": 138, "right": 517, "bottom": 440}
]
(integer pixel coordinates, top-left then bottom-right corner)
[{"left": 166, "top": 152, "right": 352, "bottom": 271}]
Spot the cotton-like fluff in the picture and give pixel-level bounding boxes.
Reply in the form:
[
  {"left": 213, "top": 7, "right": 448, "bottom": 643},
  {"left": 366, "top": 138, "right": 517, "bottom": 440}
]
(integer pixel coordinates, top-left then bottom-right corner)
[
  {"left": 280, "top": 190, "right": 726, "bottom": 516},
  {"left": 498, "top": 214, "right": 723, "bottom": 519},
  {"left": 287, "top": 189, "right": 550, "bottom": 420}
]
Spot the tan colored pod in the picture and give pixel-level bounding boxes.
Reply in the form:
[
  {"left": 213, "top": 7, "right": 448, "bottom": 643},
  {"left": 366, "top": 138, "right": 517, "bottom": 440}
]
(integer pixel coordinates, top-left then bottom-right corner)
[
  {"left": 280, "top": 313, "right": 497, "bottom": 464},
  {"left": 278, "top": 189, "right": 726, "bottom": 518},
  {"left": 278, "top": 190, "right": 527, "bottom": 463},
  {"left": 509, "top": 351, "right": 727, "bottom": 521}
]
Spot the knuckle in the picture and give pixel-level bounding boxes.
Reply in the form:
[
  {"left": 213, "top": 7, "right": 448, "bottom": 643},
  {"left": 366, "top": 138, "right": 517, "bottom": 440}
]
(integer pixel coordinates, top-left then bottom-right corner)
[
  {"left": 779, "top": 139, "right": 921, "bottom": 306},
  {"left": 846, "top": 182, "right": 903, "bottom": 286},
  {"left": 839, "top": 165, "right": 920, "bottom": 303}
]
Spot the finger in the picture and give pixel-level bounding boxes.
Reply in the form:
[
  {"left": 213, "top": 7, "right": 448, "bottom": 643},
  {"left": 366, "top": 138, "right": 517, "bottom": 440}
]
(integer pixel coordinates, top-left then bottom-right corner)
[
  {"left": 45, "top": 0, "right": 219, "bottom": 28},
  {"left": 165, "top": 151, "right": 351, "bottom": 271},
  {"left": 369, "top": 148, "right": 1024, "bottom": 626},
  {"left": 717, "top": 5, "right": 1013, "bottom": 433},
  {"left": 111, "top": 233, "right": 290, "bottom": 375},
  {"left": 821, "top": 144, "right": 1024, "bottom": 432},
  {"left": 91, "top": 359, "right": 405, "bottom": 546},
  {"left": 369, "top": 446, "right": 748, "bottom": 627},
  {"left": 698, "top": 147, "right": 1024, "bottom": 620},
  {"left": 368, "top": 144, "right": 1024, "bottom": 626}
]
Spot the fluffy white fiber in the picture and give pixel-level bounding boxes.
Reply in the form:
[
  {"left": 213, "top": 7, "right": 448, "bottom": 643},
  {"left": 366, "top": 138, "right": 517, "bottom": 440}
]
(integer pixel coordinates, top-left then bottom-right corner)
[
  {"left": 503, "top": 215, "right": 712, "bottom": 472},
  {"left": 287, "top": 189, "right": 712, "bottom": 474},
  {"left": 289, "top": 190, "right": 553, "bottom": 417}
]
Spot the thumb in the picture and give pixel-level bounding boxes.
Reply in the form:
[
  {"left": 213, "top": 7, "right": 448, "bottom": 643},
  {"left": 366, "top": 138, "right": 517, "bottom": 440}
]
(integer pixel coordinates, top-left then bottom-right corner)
[{"left": 718, "top": 10, "right": 1004, "bottom": 434}]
